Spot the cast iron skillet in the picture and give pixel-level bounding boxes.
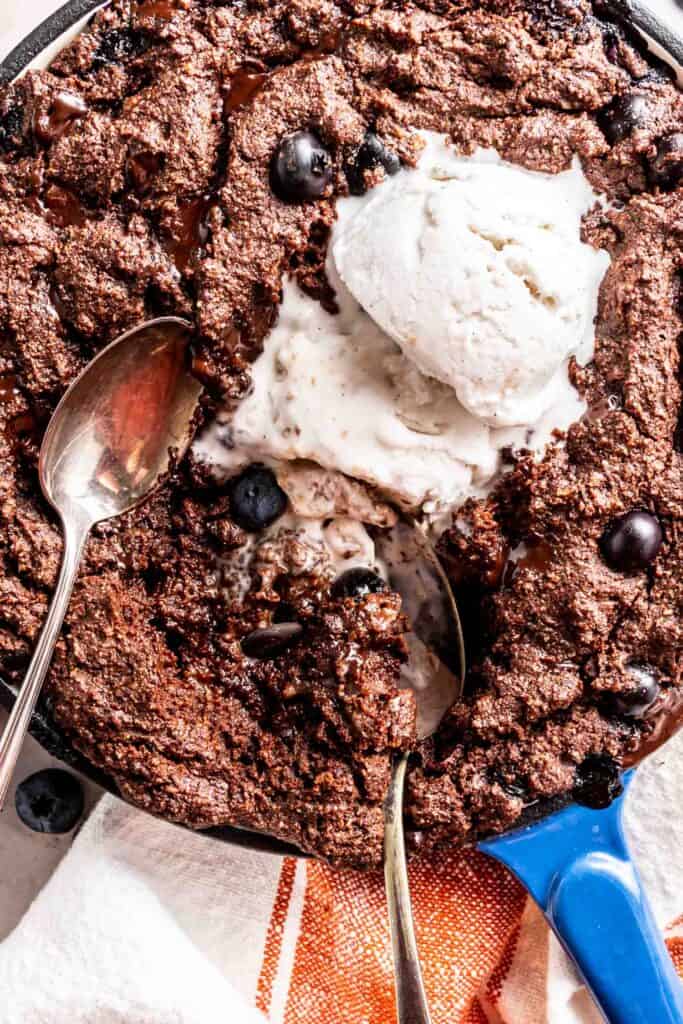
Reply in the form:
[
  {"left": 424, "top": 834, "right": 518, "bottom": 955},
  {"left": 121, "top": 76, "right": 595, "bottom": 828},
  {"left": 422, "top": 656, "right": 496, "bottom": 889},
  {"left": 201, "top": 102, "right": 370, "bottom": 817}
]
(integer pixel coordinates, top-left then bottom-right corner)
[
  {"left": 0, "top": 5, "right": 682, "bottom": 957},
  {"left": 0, "top": 0, "right": 577, "bottom": 856}
]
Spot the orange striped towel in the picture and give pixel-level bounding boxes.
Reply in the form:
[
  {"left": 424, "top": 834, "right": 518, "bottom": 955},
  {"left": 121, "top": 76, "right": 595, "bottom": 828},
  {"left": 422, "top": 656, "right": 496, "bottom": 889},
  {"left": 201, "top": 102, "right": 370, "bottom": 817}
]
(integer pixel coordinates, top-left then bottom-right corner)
[{"left": 0, "top": 739, "right": 681, "bottom": 1023}]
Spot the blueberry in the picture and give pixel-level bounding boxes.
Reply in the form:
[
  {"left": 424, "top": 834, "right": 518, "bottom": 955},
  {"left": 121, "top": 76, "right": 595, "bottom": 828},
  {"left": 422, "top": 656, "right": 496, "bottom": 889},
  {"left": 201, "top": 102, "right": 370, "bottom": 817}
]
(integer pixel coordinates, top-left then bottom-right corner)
[
  {"left": 600, "top": 510, "right": 663, "bottom": 572},
  {"left": 345, "top": 131, "right": 401, "bottom": 195},
  {"left": 15, "top": 769, "right": 84, "bottom": 834},
  {"left": 270, "top": 130, "right": 334, "bottom": 203},
  {"left": 0, "top": 102, "right": 26, "bottom": 154},
  {"left": 573, "top": 754, "right": 623, "bottom": 810},
  {"left": 331, "top": 567, "right": 387, "bottom": 600},
  {"left": 610, "top": 663, "right": 661, "bottom": 718},
  {"left": 648, "top": 133, "right": 683, "bottom": 191},
  {"left": 228, "top": 465, "right": 287, "bottom": 532},
  {"left": 241, "top": 622, "right": 303, "bottom": 659},
  {"left": 598, "top": 92, "right": 650, "bottom": 145},
  {"left": 93, "top": 28, "right": 150, "bottom": 67}
]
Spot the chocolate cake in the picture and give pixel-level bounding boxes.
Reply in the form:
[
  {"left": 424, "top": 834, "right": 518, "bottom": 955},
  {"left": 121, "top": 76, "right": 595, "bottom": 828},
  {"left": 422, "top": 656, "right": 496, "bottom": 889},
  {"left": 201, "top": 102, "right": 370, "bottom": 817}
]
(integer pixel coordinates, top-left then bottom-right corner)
[{"left": 0, "top": 0, "right": 681, "bottom": 868}]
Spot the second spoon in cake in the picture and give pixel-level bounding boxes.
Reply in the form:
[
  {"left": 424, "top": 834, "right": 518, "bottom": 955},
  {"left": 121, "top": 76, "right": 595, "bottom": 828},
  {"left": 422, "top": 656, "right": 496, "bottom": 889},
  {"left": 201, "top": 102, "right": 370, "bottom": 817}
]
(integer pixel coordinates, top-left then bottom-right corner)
[{"left": 377, "top": 519, "right": 466, "bottom": 1024}]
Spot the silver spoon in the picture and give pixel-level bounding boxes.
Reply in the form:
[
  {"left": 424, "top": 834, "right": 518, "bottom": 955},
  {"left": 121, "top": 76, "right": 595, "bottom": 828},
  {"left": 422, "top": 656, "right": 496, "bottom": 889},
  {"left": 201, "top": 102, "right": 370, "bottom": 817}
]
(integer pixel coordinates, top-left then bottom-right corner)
[
  {"left": 0, "top": 317, "right": 201, "bottom": 808},
  {"left": 377, "top": 520, "right": 466, "bottom": 1024}
]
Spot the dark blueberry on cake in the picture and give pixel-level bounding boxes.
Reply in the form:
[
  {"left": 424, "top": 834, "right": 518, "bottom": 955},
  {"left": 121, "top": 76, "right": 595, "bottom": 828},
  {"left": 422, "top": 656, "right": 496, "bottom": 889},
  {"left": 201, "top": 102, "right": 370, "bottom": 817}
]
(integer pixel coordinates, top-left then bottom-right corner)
[
  {"left": 610, "top": 664, "right": 661, "bottom": 718},
  {"left": 598, "top": 92, "right": 650, "bottom": 144},
  {"left": 573, "top": 754, "right": 624, "bottom": 810},
  {"left": 271, "top": 130, "right": 334, "bottom": 202},
  {"left": 600, "top": 510, "right": 663, "bottom": 572},
  {"left": 93, "top": 28, "right": 150, "bottom": 67},
  {"left": 648, "top": 133, "right": 683, "bottom": 191},
  {"left": 0, "top": 101, "right": 26, "bottom": 154},
  {"left": 346, "top": 131, "right": 400, "bottom": 195}
]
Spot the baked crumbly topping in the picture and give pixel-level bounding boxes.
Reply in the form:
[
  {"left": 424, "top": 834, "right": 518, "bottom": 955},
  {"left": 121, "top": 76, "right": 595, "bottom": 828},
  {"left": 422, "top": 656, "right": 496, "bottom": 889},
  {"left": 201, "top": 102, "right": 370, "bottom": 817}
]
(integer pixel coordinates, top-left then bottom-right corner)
[{"left": 0, "top": 0, "right": 681, "bottom": 867}]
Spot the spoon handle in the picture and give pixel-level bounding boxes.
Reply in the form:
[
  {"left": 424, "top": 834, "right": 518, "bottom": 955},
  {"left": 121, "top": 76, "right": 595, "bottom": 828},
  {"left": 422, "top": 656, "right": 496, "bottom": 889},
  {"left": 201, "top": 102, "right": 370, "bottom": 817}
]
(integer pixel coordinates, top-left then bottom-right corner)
[
  {"left": 0, "top": 518, "right": 90, "bottom": 809},
  {"left": 384, "top": 752, "right": 432, "bottom": 1024}
]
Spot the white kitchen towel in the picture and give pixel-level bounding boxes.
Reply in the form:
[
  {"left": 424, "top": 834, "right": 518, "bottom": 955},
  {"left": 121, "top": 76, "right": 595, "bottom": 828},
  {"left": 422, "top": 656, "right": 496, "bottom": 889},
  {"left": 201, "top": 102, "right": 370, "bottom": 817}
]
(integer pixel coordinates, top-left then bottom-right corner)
[{"left": 0, "top": 796, "right": 271, "bottom": 1024}]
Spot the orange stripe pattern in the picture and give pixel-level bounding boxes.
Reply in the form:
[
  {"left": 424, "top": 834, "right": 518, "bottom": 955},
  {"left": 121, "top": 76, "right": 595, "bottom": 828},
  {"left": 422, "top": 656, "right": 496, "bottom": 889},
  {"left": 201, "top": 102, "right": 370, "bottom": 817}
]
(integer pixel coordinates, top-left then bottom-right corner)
[
  {"left": 256, "top": 857, "right": 298, "bottom": 1017},
  {"left": 255, "top": 851, "right": 683, "bottom": 1023},
  {"left": 285, "top": 848, "right": 526, "bottom": 1024}
]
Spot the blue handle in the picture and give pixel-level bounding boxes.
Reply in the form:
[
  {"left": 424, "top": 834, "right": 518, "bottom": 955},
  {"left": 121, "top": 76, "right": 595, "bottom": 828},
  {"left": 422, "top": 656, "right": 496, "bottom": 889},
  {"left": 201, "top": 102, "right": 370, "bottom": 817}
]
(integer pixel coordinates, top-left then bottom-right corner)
[{"left": 480, "top": 772, "right": 683, "bottom": 1024}]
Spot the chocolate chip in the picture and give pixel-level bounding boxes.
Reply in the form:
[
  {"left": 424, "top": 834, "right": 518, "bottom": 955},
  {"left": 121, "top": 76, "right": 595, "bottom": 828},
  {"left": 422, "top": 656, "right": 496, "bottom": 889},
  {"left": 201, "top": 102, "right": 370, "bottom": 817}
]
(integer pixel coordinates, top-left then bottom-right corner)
[
  {"left": 228, "top": 465, "right": 288, "bottom": 532},
  {"left": 573, "top": 754, "right": 623, "bottom": 809},
  {"left": 600, "top": 510, "right": 663, "bottom": 572},
  {"left": 272, "top": 602, "right": 299, "bottom": 624},
  {"left": 270, "top": 130, "right": 334, "bottom": 203},
  {"left": 331, "top": 568, "right": 387, "bottom": 600},
  {"left": 598, "top": 92, "right": 650, "bottom": 145},
  {"left": 611, "top": 663, "right": 661, "bottom": 718},
  {"left": 648, "top": 133, "right": 683, "bottom": 191},
  {"left": 345, "top": 131, "right": 400, "bottom": 196},
  {"left": 241, "top": 622, "right": 303, "bottom": 659},
  {"left": 93, "top": 28, "right": 150, "bottom": 67},
  {"left": 34, "top": 92, "right": 88, "bottom": 146}
]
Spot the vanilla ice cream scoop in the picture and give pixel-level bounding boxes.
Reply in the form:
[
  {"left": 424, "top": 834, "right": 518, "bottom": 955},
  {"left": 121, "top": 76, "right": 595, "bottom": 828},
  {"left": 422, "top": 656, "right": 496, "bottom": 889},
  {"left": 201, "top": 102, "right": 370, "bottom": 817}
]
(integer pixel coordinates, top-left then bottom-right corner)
[
  {"left": 216, "top": 133, "right": 609, "bottom": 517},
  {"left": 333, "top": 136, "right": 610, "bottom": 427}
]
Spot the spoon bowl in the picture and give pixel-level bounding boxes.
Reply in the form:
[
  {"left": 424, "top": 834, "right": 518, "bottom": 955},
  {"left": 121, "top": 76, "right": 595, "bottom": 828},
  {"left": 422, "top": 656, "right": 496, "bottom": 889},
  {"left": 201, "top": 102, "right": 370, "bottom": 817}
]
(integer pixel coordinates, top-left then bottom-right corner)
[
  {"left": 0, "top": 317, "right": 201, "bottom": 808},
  {"left": 376, "top": 517, "right": 465, "bottom": 739},
  {"left": 40, "top": 317, "right": 200, "bottom": 527}
]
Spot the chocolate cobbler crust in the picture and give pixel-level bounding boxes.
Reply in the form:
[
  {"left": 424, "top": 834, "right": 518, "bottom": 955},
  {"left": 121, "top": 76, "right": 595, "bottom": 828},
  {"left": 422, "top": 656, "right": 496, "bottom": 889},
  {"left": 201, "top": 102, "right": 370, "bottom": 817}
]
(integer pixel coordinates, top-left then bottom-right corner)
[{"left": 0, "top": 0, "right": 682, "bottom": 867}]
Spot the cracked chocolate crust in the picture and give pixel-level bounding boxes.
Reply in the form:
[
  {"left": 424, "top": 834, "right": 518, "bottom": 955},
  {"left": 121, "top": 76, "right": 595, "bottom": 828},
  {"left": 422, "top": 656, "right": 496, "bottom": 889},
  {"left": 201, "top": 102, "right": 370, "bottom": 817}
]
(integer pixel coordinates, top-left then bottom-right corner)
[{"left": 0, "top": 0, "right": 681, "bottom": 867}]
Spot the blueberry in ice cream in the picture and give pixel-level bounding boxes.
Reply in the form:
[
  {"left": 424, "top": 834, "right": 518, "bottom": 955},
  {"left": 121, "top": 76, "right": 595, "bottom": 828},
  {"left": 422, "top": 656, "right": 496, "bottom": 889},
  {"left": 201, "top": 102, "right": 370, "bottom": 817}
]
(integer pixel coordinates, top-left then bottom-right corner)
[{"left": 228, "top": 465, "right": 288, "bottom": 532}]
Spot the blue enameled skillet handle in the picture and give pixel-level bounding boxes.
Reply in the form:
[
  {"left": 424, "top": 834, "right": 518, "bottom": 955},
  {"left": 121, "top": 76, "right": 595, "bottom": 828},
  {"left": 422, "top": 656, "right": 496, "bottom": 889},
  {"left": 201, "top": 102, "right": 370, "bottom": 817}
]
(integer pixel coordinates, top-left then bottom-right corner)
[{"left": 479, "top": 772, "right": 683, "bottom": 1024}]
